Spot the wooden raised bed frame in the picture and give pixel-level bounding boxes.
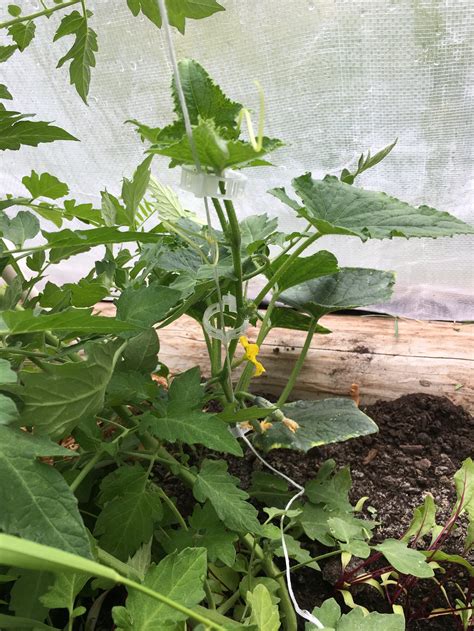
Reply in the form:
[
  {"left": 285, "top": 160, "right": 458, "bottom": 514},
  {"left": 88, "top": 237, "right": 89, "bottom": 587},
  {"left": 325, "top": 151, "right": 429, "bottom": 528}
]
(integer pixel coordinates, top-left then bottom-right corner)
[{"left": 97, "top": 303, "right": 474, "bottom": 411}]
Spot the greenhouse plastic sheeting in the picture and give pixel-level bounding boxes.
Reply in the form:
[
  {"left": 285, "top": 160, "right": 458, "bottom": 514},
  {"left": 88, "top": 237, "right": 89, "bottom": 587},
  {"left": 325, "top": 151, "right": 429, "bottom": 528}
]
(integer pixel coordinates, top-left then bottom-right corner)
[{"left": 1, "top": 0, "right": 473, "bottom": 320}]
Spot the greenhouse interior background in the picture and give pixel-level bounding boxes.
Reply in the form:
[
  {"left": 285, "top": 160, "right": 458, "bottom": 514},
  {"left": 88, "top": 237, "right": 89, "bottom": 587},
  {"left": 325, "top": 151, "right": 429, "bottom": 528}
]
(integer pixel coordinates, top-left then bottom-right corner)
[{"left": 1, "top": 0, "right": 473, "bottom": 320}]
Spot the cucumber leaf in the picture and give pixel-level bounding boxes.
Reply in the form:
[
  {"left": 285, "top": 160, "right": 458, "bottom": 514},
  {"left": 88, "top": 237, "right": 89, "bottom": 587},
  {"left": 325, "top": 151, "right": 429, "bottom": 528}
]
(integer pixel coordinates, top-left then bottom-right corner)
[
  {"left": 253, "top": 399, "right": 378, "bottom": 452},
  {"left": 279, "top": 267, "right": 395, "bottom": 320},
  {"left": 272, "top": 173, "right": 474, "bottom": 240}
]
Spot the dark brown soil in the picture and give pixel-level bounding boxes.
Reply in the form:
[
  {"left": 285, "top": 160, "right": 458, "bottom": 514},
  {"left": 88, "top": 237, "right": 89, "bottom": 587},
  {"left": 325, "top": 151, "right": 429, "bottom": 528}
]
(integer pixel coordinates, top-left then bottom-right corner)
[{"left": 204, "top": 393, "right": 473, "bottom": 630}]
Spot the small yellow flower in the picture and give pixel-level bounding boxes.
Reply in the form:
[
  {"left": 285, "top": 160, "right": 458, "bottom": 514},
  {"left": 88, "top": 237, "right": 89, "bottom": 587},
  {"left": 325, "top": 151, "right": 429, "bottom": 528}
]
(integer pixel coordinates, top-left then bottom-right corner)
[
  {"left": 259, "top": 420, "right": 273, "bottom": 432},
  {"left": 239, "top": 336, "right": 265, "bottom": 377}
]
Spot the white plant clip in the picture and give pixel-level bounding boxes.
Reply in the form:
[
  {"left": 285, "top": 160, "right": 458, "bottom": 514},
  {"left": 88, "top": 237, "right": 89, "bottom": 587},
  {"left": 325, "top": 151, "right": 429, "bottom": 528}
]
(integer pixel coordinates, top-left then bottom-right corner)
[
  {"left": 180, "top": 166, "right": 247, "bottom": 200},
  {"left": 202, "top": 294, "right": 248, "bottom": 343}
]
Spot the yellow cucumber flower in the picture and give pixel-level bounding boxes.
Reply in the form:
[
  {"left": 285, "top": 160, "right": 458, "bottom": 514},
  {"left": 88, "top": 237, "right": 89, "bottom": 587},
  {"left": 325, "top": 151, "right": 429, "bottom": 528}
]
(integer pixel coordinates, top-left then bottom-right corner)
[{"left": 239, "top": 336, "right": 266, "bottom": 377}]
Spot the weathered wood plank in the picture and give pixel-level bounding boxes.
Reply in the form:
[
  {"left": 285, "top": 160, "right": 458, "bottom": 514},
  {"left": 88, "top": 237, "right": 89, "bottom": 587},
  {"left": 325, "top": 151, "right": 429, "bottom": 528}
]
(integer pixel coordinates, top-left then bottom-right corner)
[{"left": 95, "top": 303, "right": 474, "bottom": 410}]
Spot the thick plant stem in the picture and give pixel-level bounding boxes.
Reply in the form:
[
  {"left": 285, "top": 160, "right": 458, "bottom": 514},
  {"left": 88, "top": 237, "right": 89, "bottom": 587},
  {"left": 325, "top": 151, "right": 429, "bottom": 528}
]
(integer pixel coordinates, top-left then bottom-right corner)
[
  {"left": 69, "top": 451, "right": 103, "bottom": 493},
  {"left": 277, "top": 319, "right": 317, "bottom": 406},
  {"left": 217, "top": 590, "right": 240, "bottom": 615},
  {"left": 97, "top": 548, "right": 142, "bottom": 581},
  {"left": 156, "top": 487, "right": 188, "bottom": 531},
  {"left": 211, "top": 197, "right": 229, "bottom": 235},
  {"left": 223, "top": 197, "right": 244, "bottom": 317},
  {"left": 0, "top": 0, "right": 80, "bottom": 28},
  {"left": 241, "top": 534, "right": 297, "bottom": 631}
]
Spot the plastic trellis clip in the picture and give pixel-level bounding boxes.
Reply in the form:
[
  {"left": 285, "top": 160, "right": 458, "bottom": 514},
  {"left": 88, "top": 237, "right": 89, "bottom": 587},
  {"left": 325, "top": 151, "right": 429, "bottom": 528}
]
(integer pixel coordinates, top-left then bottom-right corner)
[
  {"left": 202, "top": 294, "right": 248, "bottom": 343},
  {"left": 180, "top": 166, "right": 247, "bottom": 200}
]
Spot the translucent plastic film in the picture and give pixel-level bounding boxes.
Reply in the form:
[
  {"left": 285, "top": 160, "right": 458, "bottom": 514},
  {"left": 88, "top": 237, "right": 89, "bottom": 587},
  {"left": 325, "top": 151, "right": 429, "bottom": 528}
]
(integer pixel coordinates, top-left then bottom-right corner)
[{"left": 1, "top": 0, "right": 473, "bottom": 319}]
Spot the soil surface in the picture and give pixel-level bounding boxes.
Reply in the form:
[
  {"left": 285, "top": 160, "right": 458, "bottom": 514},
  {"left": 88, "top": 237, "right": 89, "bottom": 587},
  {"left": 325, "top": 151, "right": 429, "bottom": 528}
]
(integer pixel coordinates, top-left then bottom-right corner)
[{"left": 209, "top": 393, "right": 474, "bottom": 630}]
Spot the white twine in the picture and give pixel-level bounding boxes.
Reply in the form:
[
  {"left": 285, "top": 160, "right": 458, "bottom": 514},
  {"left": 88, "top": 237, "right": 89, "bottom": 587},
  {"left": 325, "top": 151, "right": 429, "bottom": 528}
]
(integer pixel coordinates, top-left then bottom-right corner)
[{"left": 156, "top": 3, "right": 323, "bottom": 627}]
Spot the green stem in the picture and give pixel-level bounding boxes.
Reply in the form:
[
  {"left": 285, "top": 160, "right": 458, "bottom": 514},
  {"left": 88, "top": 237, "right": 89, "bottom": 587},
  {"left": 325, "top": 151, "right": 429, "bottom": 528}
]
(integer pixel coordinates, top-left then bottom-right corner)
[
  {"left": 217, "top": 589, "right": 240, "bottom": 615},
  {"left": 223, "top": 197, "right": 244, "bottom": 317},
  {"left": 211, "top": 197, "right": 229, "bottom": 235},
  {"left": 273, "top": 549, "right": 342, "bottom": 578},
  {"left": 97, "top": 547, "right": 142, "bottom": 581},
  {"left": 156, "top": 487, "right": 188, "bottom": 531},
  {"left": 277, "top": 318, "right": 317, "bottom": 406},
  {"left": 204, "top": 577, "right": 216, "bottom": 610},
  {"left": 120, "top": 576, "right": 226, "bottom": 630},
  {"left": 0, "top": 0, "right": 80, "bottom": 28},
  {"left": 69, "top": 451, "right": 103, "bottom": 493},
  {"left": 241, "top": 534, "right": 297, "bottom": 631},
  {"left": 254, "top": 231, "right": 322, "bottom": 306}
]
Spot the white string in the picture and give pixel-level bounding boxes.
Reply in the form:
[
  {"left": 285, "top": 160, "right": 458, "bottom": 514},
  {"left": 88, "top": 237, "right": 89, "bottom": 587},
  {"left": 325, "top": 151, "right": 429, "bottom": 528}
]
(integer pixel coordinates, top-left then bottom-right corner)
[
  {"left": 156, "top": 3, "right": 323, "bottom": 627},
  {"left": 236, "top": 428, "right": 324, "bottom": 629}
]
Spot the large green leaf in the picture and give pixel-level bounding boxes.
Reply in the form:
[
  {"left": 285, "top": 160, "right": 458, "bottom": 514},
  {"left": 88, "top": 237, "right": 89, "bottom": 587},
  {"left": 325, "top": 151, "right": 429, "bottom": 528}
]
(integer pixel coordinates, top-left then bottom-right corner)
[
  {"left": 144, "top": 410, "right": 242, "bottom": 455},
  {"left": 0, "top": 534, "right": 227, "bottom": 630},
  {"left": 0, "top": 614, "right": 59, "bottom": 630},
  {"left": 247, "top": 584, "right": 280, "bottom": 631},
  {"left": 17, "top": 339, "right": 125, "bottom": 438},
  {"left": 151, "top": 118, "right": 282, "bottom": 171},
  {"left": 116, "top": 284, "right": 182, "bottom": 329},
  {"left": 121, "top": 328, "right": 160, "bottom": 373},
  {"left": 307, "top": 598, "right": 405, "bottom": 630},
  {"left": 55, "top": 11, "right": 98, "bottom": 103},
  {"left": 175, "top": 58, "right": 241, "bottom": 132},
  {"left": 113, "top": 548, "right": 207, "bottom": 629},
  {"left": 268, "top": 250, "right": 339, "bottom": 291},
  {"left": 0, "top": 309, "right": 139, "bottom": 335},
  {"left": 122, "top": 156, "right": 153, "bottom": 227},
  {"left": 143, "top": 368, "right": 242, "bottom": 455},
  {"left": 374, "top": 539, "right": 434, "bottom": 578},
  {"left": 194, "top": 459, "right": 262, "bottom": 534},
  {"left": 269, "top": 307, "right": 331, "bottom": 334},
  {"left": 253, "top": 399, "right": 378, "bottom": 452},
  {"left": 40, "top": 572, "right": 89, "bottom": 620},
  {"left": 0, "top": 45, "right": 17, "bottom": 63},
  {"left": 8, "top": 21, "right": 36, "bottom": 51},
  {"left": 0, "top": 427, "right": 92, "bottom": 556},
  {"left": 126, "top": 0, "right": 224, "bottom": 33},
  {"left": 9, "top": 569, "right": 52, "bottom": 624},
  {"left": 279, "top": 267, "right": 395, "bottom": 320},
  {"left": 95, "top": 465, "right": 162, "bottom": 561},
  {"left": 164, "top": 502, "right": 237, "bottom": 567},
  {"left": 274, "top": 173, "right": 474, "bottom": 240},
  {"left": 0, "top": 394, "right": 19, "bottom": 425},
  {"left": 0, "top": 358, "right": 17, "bottom": 384},
  {"left": 0, "top": 108, "right": 78, "bottom": 151},
  {"left": 22, "top": 171, "right": 69, "bottom": 200},
  {"left": 43, "top": 227, "right": 162, "bottom": 262},
  {"left": 0, "top": 210, "right": 40, "bottom": 246}
]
